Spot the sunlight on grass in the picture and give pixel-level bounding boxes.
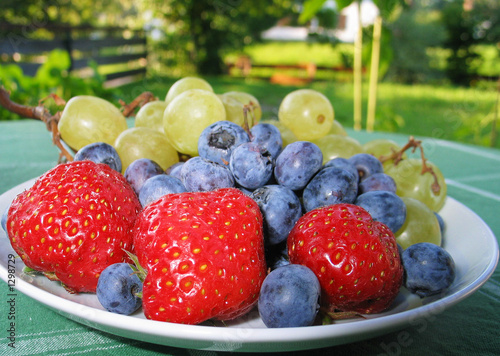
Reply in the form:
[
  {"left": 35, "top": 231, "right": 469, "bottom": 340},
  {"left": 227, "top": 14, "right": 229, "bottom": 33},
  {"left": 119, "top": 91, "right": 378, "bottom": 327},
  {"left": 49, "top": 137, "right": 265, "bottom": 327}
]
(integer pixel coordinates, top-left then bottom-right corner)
[{"left": 226, "top": 41, "right": 354, "bottom": 68}]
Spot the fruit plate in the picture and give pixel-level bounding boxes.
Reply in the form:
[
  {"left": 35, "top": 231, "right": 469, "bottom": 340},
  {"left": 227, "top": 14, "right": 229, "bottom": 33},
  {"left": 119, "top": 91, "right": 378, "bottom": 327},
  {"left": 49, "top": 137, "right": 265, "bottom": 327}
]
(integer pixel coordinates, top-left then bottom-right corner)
[{"left": 0, "top": 178, "right": 498, "bottom": 353}]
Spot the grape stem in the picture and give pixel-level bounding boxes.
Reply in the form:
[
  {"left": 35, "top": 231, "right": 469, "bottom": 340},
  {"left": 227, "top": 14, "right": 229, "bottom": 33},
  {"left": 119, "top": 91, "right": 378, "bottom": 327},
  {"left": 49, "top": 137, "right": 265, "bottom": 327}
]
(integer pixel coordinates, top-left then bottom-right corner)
[
  {"left": 379, "top": 136, "right": 441, "bottom": 195},
  {"left": 242, "top": 102, "right": 258, "bottom": 139},
  {"left": 0, "top": 86, "right": 74, "bottom": 162},
  {"left": 0, "top": 86, "right": 157, "bottom": 163},
  {"left": 119, "top": 91, "right": 156, "bottom": 117}
]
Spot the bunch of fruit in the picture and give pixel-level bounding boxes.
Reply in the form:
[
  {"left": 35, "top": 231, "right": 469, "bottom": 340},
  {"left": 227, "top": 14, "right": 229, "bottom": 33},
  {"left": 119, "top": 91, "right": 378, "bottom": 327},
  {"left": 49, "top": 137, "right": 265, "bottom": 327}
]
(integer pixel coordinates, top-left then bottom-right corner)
[{"left": 2, "top": 77, "right": 456, "bottom": 328}]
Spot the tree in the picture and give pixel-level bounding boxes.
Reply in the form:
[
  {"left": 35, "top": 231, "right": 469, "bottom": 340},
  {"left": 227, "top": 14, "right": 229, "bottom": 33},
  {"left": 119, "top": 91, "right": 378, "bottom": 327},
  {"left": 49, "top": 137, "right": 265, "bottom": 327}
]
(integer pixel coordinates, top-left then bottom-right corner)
[
  {"left": 384, "top": 2, "right": 445, "bottom": 84},
  {"left": 442, "top": 0, "right": 500, "bottom": 86},
  {"left": 151, "top": 0, "right": 297, "bottom": 75},
  {"left": 0, "top": 0, "right": 143, "bottom": 30}
]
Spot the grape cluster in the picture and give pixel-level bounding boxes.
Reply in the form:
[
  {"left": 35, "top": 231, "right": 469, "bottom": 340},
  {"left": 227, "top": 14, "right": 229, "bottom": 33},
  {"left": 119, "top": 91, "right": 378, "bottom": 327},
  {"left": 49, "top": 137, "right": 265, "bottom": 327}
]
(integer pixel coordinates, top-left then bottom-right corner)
[{"left": 61, "top": 77, "right": 449, "bottom": 253}]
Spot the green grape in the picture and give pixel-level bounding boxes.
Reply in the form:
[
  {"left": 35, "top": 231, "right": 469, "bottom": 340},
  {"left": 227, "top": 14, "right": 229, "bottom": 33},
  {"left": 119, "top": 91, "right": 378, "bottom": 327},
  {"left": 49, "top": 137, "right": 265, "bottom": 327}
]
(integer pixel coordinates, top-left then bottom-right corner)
[
  {"left": 362, "top": 139, "right": 401, "bottom": 159},
  {"left": 114, "top": 127, "right": 179, "bottom": 174},
  {"left": 278, "top": 89, "right": 334, "bottom": 141},
  {"left": 58, "top": 95, "right": 128, "bottom": 151},
  {"left": 261, "top": 119, "right": 298, "bottom": 147},
  {"left": 385, "top": 158, "right": 447, "bottom": 212},
  {"left": 135, "top": 100, "right": 168, "bottom": 134},
  {"left": 165, "top": 77, "right": 213, "bottom": 105},
  {"left": 312, "top": 134, "right": 363, "bottom": 164},
  {"left": 328, "top": 119, "right": 347, "bottom": 136},
  {"left": 222, "top": 91, "right": 262, "bottom": 125},
  {"left": 395, "top": 197, "right": 442, "bottom": 249},
  {"left": 362, "top": 139, "right": 405, "bottom": 170},
  {"left": 163, "top": 89, "right": 226, "bottom": 157},
  {"left": 217, "top": 94, "right": 245, "bottom": 126}
]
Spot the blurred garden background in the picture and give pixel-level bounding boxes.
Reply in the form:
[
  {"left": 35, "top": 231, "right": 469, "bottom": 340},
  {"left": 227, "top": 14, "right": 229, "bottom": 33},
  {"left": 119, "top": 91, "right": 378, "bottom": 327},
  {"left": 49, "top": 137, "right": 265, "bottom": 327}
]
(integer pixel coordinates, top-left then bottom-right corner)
[{"left": 1, "top": 0, "right": 499, "bottom": 148}]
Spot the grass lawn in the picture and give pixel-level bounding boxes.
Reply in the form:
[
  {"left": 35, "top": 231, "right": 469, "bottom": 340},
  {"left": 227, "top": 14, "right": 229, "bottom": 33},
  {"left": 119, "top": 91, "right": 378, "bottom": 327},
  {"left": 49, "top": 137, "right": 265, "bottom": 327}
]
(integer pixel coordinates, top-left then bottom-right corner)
[{"left": 117, "top": 75, "right": 499, "bottom": 149}]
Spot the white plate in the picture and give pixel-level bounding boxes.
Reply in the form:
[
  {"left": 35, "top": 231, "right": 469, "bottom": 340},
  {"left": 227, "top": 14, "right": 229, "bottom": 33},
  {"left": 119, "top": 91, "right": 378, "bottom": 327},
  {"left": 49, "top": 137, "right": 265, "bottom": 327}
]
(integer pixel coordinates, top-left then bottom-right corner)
[{"left": 1, "top": 178, "right": 498, "bottom": 352}]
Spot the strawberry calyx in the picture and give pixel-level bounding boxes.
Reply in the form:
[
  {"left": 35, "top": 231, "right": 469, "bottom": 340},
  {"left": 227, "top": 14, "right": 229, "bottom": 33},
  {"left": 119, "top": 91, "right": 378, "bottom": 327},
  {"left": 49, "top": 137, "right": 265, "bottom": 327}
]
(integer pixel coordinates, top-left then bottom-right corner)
[
  {"left": 41, "top": 271, "right": 77, "bottom": 294},
  {"left": 123, "top": 249, "right": 147, "bottom": 284},
  {"left": 22, "top": 266, "right": 40, "bottom": 276},
  {"left": 320, "top": 307, "right": 366, "bottom": 324},
  {"left": 123, "top": 250, "right": 146, "bottom": 299}
]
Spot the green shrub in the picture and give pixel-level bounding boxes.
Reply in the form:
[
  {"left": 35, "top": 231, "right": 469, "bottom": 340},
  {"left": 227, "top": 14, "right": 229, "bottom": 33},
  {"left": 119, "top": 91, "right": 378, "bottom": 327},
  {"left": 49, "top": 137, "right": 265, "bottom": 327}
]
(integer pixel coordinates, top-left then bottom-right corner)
[{"left": 0, "top": 49, "right": 115, "bottom": 121}]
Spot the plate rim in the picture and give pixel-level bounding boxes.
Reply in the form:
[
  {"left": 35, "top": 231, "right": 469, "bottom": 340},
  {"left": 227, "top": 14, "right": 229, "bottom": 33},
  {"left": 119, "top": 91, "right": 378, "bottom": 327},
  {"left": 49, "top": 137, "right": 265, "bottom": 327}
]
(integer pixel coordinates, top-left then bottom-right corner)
[{"left": 0, "top": 178, "right": 498, "bottom": 352}]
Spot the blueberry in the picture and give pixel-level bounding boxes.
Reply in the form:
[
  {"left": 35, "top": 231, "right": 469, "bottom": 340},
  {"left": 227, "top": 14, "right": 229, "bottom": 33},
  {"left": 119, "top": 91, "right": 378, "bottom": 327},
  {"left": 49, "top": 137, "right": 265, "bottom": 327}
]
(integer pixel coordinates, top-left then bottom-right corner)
[
  {"left": 358, "top": 173, "right": 397, "bottom": 194},
  {"left": 302, "top": 167, "right": 358, "bottom": 212},
  {"left": 348, "top": 153, "right": 384, "bottom": 181},
  {"left": 229, "top": 142, "right": 273, "bottom": 190},
  {"left": 355, "top": 190, "right": 406, "bottom": 233},
  {"left": 434, "top": 212, "right": 446, "bottom": 235},
  {"left": 258, "top": 264, "right": 321, "bottom": 328},
  {"left": 1, "top": 204, "right": 9, "bottom": 233},
  {"left": 265, "top": 242, "right": 290, "bottom": 271},
  {"left": 397, "top": 243, "right": 404, "bottom": 260},
  {"left": 165, "top": 162, "right": 184, "bottom": 180},
  {"left": 271, "top": 251, "right": 290, "bottom": 270},
  {"left": 238, "top": 186, "right": 254, "bottom": 196},
  {"left": 180, "top": 156, "right": 235, "bottom": 192},
  {"left": 274, "top": 141, "right": 323, "bottom": 191},
  {"left": 324, "top": 157, "right": 359, "bottom": 182},
  {"left": 198, "top": 120, "right": 250, "bottom": 165},
  {"left": 250, "top": 185, "right": 303, "bottom": 245},
  {"left": 250, "top": 123, "right": 283, "bottom": 159},
  {"left": 74, "top": 142, "right": 122, "bottom": 172},
  {"left": 96, "top": 263, "right": 143, "bottom": 315},
  {"left": 124, "top": 158, "right": 164, "bottom": 195},
  {"left": 138, "top": 174, "right": 187, "bottom": 207},
  {"left": 402, "top": 242, "right": 456, "bottom": 298}
]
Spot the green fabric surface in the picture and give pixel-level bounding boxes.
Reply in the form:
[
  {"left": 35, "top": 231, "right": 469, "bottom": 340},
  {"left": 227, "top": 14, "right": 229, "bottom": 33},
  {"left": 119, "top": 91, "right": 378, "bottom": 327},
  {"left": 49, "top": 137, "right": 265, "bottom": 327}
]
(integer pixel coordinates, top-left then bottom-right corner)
[{"left": 1, "top": 119, "right": 499, "bottom": 355}]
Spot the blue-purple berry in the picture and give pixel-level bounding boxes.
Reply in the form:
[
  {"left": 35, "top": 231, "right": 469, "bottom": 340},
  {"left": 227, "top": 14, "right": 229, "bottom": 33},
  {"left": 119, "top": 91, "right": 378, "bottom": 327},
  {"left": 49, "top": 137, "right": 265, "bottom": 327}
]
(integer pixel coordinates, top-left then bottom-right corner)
[
  {"left": 348, "top": 153, "right": 384, "bottom": 181},
  {"left": 165, "top": 162, "right": 184, "bottom": 181},
  {"left": 124, "top": 158, "right": 164, "bottom": 195},
  {"left": 250, "top": 123, "right": 283, "bottom": 159},
  {"left": 229, "top": 142, "right": 273, "bottom": 190},
  {"left": 258, "top": 264, "right": 321, "bottom": 328},
  {"left": 74, "top": 142, "right": 122, "bottom": 172},
  {"left": 250, "top": 185, "right": 302, "bottom": 245},
  {"left": 274, "top": 141, "right": 323, "bottom": 191},
  {"left": 1, "top": 205, "right": 9, "bottom": 233},
  {"left": 401, "top": 242, "right": 456, "bottom": 298},
  {"left": 138, "top": 174, "right": 187, "bottom": 207},
  {"left": 355, "top": 190, "right": 406, "bottom": 233},
  {"left": 303, "top": 167, "right": 358, "bottom": 212},
  {"left": 96, "top": 263, "right": 143, "bottom": 315},
  {"left": 180, "top": 156, "right": 235, "bottom": 192},
  {"left": 324, "top": 157, "right": 359, "bottom": 182},
  {"left": 198, "top": 120, "right": 250, "bottom": 165},
  {"left": 358, "top": 172, "right": 397, "bottom": 194},
  {"left": 434, "top": 212, "right": 445, "bottom": 235}
]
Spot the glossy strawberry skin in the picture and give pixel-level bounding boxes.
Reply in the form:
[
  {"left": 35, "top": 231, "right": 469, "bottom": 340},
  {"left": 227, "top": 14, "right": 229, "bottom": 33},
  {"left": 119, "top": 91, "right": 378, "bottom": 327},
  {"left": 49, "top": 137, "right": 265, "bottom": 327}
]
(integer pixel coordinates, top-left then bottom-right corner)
[
  {"left": 288, "top": 204, "right": 403, "bottom": 314},
  {"left": 6, "top": 161, "right": 141, "bottom": 293},
  {"left": 133, "top": 188, "right": 267, "bottom": 325}
]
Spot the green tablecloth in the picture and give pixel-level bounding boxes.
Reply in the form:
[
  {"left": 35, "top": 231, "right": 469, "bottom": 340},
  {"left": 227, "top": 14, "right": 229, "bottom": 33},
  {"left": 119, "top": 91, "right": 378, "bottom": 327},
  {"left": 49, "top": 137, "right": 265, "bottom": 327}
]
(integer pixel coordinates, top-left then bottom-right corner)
[{"left": 1, "top": 119, "right": 499, "bottom": 356}]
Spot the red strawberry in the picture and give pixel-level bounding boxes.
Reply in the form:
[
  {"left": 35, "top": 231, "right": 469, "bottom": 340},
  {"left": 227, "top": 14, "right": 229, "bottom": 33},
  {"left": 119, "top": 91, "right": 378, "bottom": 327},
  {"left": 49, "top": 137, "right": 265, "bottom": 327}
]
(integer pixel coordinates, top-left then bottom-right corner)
[
  {"left": 6, "top": 161, "right": 141, "bottom": 293},
  {"left": 132, "top": 188, "right": 267, "bottom": 324},
  {"left": 288, "top": 204, "right": 403, "bottom": 314}
]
